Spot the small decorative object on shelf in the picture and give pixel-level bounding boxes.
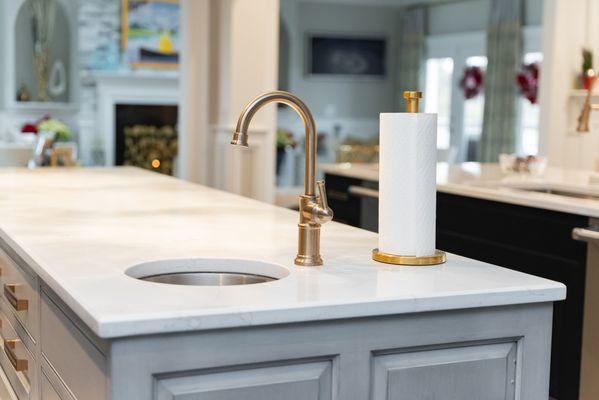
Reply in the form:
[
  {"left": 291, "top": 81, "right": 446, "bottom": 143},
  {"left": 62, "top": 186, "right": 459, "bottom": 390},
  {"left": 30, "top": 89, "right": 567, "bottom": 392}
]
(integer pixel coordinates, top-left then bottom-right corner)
[
  {"left": 29, "top": 0, "right": 57, "bottom": 101},
  {"left": 581, "top": 48, "right": 595, "bottom": 90},
  {"left": 517, "top": 62, "right": 539, "bottom": 104},
  {"left": 21, "top": 115, "right": 76, "bottom": 167},
  {"left": 16, "top": 84, "right": 30, "bottom": 102},
  {"left": 499, "top": 153, "right": 548, "bottom": 175},
  {"left": 459, "top": 66, "right": 484, "bottom": 99}
]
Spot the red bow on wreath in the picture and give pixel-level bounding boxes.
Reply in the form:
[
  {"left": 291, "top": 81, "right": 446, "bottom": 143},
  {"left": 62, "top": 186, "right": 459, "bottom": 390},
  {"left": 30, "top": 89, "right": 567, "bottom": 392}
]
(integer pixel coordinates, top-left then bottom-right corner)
[
  {"left": 517, "top": 62, "right": 540, "bottom": 104},
  {"left": 459, "top": 66, "right": 484, "bottom": 99}
]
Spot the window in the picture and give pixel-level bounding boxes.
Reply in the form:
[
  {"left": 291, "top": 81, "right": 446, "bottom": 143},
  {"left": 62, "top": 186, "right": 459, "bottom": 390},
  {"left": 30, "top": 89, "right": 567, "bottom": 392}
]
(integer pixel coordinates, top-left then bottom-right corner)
[
  {"left": 424, "top": 58, "right": 454, "bottom": 149},
  {"left": 425, "top": 27, "right": 542, "bottom": 161},
  {"left": 518, "top": 52, "right": 543, "bottom": 155},
  {"left": 462, "top": 56, "right": 487, "bottom": 160}
]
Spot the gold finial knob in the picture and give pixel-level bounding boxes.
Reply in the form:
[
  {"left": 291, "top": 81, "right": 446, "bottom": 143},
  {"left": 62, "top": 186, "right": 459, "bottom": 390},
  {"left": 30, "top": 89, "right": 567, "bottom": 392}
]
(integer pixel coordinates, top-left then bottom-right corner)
[{"left": 403, "top": 91, "right": 422, "bottom": 113}]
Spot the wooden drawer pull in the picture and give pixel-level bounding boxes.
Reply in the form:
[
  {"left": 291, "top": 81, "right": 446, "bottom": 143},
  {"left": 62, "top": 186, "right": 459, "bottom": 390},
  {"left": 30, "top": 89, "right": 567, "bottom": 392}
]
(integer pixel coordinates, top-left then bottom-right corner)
[
  {"left": 3, "top": 284, "right": 28, "bottom": 312},
  {"left": 3, "top": 339, "right": 27, "bottom": 372}
]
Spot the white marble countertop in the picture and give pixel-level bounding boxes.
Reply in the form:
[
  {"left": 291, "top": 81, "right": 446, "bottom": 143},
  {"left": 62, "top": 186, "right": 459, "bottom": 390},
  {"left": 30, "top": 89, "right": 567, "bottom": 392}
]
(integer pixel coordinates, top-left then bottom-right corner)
[
  {"left": 0, "top": 167, "right": 565, "bottom": 338},
  {"left": 320, "top": 162, "right": 599, "bottom": 218}
]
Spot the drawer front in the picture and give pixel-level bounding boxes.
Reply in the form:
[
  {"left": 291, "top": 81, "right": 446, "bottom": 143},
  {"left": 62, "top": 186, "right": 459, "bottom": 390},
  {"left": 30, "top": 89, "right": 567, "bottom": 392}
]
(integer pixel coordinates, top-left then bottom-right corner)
[
  {"left": 0, "top": 248, "right": 39, "bottom": 343},
  {"left": 0, "top": 363, "right": 18, "bottom": 400},
  {"left": 0, "top": 309, "right": 36, "bottom": 399},
  {"left": 41, "top": 292, "right": 106, "bottom": 400}
]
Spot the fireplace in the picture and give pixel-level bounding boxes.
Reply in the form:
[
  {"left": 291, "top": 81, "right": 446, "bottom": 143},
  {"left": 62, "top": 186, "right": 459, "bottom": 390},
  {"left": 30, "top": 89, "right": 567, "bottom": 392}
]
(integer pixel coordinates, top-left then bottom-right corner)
[{"left": 115, "top": 104, "right": 178, "bottom": 175}]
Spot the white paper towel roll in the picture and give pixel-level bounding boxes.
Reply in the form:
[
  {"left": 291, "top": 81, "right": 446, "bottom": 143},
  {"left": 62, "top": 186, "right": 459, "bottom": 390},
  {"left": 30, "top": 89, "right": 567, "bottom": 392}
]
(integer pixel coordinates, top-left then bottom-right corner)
[{"left": 378, "top": 112, "right": 437, "bottom": 257}]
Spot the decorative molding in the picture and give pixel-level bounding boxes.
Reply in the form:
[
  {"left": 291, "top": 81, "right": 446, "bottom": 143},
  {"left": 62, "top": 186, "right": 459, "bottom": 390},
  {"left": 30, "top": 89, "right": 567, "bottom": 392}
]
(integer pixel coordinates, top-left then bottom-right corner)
[{"left": 95, "top": 72, "right": 179, "bottom": 166}]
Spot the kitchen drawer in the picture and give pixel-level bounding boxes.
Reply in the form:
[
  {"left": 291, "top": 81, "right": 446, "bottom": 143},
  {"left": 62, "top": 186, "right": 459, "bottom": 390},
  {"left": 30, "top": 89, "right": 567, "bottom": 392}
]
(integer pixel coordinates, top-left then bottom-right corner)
[
  {"left": 0, "top": 362, "right": 18, "bottom": 400},
  {"left": 0, "top": 248, "right": 39, "bottom": 343},
  {"left": 0, "top": 308, "right": 36, "bottom": 399},
  {"left": 41, "top": 292, "right": 106, "bottom": 400}
]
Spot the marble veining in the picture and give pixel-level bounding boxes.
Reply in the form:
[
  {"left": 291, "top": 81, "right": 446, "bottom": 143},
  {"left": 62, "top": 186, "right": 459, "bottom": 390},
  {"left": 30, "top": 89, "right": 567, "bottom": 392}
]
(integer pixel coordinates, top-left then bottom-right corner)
[{"left": 0, "top": 167, "right": 564, "bottom": 338}]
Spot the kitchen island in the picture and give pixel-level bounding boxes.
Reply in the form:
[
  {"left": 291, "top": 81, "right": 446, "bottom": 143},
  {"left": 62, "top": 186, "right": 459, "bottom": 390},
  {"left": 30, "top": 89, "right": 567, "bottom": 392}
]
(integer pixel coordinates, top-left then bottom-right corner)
[
  {"left": 321, "top": 162, "right": 598, "bottom": 400},
  {"left": 0, "top": 167, "right": 564, "bottom": 399}
]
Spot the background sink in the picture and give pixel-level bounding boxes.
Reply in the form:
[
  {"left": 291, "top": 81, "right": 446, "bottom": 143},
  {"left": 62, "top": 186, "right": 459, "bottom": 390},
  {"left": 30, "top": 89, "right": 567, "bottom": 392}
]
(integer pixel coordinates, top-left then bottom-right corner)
[{"left": 126, "top": 258, "right": 289, "bottom": 286}]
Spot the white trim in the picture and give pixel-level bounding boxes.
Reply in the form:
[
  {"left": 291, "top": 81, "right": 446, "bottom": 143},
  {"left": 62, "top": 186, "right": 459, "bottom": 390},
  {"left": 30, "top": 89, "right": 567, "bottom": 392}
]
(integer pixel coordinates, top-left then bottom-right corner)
[
  {"left": 179, "top": 0, "right": 211, "bottom": 184},
  {"left": 95, "top": 73, "right": 179, "bottom": 167}
]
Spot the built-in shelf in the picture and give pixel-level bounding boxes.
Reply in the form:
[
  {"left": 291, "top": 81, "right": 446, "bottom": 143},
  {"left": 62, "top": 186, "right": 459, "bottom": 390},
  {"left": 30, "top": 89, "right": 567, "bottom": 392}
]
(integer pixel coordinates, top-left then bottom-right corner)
[
  {"left": 10, "top": 101, "right": 78, "bottom": 112},
  {"left": 570, "top": 89, "right": 598, "bottom": 98}
]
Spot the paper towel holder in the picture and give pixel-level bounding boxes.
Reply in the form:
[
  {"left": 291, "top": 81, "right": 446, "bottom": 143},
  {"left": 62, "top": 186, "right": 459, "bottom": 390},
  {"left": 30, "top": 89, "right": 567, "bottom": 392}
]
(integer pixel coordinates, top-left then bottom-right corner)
[
  {"left": 371, "top": 90, "right": 447, "bottom": 266},
  {"left": 372, "top": 249, "right": 446, "bottom": 266}
]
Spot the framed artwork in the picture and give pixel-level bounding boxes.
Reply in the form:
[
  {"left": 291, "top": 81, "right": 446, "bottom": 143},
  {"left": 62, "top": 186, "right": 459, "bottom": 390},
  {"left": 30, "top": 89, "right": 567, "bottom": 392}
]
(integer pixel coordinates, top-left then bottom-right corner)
[
  {"left": 306, "top": 34, "right": 387, "bottom": 78},
  {"left": 121, "top": 0, "right": 180, "bottom": 69}
]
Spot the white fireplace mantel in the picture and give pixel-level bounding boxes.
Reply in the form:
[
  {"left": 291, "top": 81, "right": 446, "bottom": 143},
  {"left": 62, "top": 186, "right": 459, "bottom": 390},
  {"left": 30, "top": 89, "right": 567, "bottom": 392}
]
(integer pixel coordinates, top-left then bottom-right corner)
[{"left": 94, "top": 70, "right": 179, "bottom": 166}]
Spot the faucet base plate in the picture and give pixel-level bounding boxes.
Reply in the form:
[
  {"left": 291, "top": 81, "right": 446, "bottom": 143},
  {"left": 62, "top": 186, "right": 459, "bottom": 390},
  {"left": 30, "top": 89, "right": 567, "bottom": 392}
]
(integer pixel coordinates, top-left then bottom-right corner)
[{"left": 294, "top": 254, "right": 323, "bottom": 267}]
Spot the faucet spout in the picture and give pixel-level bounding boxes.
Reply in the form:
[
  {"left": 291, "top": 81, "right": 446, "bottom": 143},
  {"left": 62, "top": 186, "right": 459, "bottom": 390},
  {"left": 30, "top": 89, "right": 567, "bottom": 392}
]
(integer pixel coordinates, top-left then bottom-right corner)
[
  {"left": 231, "top": 91, "right": 332, "bottom": 266},
  {"left": 232, "top": 90, "right": 317, "bottom": 196}
]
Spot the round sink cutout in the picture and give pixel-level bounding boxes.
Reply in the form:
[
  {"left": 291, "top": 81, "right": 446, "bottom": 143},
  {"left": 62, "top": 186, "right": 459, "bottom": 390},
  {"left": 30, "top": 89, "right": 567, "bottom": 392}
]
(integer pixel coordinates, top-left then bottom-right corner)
[{"left": 125, "top": 258, "right": 289, "bottom": 286}]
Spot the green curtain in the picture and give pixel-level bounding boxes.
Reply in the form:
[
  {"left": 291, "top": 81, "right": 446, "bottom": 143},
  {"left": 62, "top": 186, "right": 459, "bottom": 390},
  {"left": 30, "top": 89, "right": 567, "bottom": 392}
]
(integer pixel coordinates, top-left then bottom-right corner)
[
  {"left": 479, "top": 0, "right": 522, "bottom": 162},
  {"left": 397, "top": 8, "right": 426, "bottom": 108}
]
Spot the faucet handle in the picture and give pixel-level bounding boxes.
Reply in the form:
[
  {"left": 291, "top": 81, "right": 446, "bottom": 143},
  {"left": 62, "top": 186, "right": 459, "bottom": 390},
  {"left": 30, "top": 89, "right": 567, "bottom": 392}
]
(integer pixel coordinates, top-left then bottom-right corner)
[{"left": 316, "top": 180, "right": 333, "bottom": 223}]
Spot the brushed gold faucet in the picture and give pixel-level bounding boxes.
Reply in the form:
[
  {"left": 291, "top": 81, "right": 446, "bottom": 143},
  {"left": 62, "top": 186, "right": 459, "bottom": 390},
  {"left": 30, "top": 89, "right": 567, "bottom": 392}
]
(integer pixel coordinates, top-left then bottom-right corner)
[
  {"left": 231, "top": 91, "right": 333, "bottom": 266},
  {"left": 577, "top": 76, "right": 599, "bottom": 132}
]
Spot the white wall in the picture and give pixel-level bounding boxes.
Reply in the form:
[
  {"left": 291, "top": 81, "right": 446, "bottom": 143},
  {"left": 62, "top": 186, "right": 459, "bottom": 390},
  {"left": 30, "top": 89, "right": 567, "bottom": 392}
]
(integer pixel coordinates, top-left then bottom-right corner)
[
  {"left": 539, "top": 0, "right": 599, "bottom": 170},
  {"left": 181, "top": 0, "right": 279, "bottom": 202},
  {"left": 429, "top": 0, "right": 543, "bottom": 36},
  {"left": 280, "top": 1, "right": 400, "bottom": 120}
]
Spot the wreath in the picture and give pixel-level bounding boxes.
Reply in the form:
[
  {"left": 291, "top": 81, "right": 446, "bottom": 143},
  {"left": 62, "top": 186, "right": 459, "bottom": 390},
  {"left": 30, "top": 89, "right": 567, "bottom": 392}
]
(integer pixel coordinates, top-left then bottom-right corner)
[
  {"left": 517, "top": 62, "right": 540, "bottom": 104},
  {"left": 459, "top": 66, "right": 484, "bottom": 99}
]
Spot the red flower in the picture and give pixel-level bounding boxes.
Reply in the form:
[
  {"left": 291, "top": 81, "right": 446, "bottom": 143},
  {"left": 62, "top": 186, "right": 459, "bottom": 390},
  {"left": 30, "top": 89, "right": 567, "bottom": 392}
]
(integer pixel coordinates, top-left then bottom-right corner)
[{"left": 21, "top": 123, "right": 38, "bottom": 134}]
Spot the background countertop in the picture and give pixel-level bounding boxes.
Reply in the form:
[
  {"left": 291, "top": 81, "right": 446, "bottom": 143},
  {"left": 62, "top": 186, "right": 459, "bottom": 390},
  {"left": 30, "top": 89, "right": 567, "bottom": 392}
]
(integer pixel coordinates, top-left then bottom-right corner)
[
  {"left": 320, "top": 162, "right": 599, "bottom": 218},
  {"left": 0, "top": 167, "right": 565, "bottom": 338}
]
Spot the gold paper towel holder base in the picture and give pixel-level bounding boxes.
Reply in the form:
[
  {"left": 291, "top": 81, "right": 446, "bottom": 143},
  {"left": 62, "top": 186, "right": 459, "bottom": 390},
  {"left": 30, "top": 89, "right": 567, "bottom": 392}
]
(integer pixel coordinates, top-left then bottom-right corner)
[{"left": 372, "top": 249, "right": 446, "bottom": 266}]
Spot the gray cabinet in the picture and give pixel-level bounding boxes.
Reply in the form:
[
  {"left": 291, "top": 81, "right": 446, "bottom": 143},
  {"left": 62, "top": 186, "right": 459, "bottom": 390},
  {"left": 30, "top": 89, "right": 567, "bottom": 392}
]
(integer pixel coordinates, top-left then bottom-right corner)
[
  {"left": 0, "top": 241, "right": 555, "bottom": 400},
  {"left": 372, "top": 342, "right": 517, "bottom": 400},
  {"left": 155, "top": 360, "right": 333, "bottom": 400}
]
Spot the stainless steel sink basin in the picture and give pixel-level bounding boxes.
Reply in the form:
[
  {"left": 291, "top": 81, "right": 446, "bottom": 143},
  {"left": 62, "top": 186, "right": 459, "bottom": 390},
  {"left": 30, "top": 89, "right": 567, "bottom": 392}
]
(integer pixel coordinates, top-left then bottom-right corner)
[
  {"left": 126, "top": 258, "right": 289, "bottom": 286},
  {"left": 141, "top": 272, "right": 275, "bottom": 286}
]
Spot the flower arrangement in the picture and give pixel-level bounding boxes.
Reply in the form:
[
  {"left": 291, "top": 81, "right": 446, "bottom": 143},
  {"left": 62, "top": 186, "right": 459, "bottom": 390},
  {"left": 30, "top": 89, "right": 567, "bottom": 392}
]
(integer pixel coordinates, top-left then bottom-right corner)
[
  {"left": 516, "top": 62, "right": 540, "bottom": 104},
  {"left": 459, "top": 66, "right": 484, "bottom": 99},
  {"left": 21, "top": 115, "right": 72, "bottom": 141},
  {"left": 276, "top": 129, "right": 296, "bottom": 150}
]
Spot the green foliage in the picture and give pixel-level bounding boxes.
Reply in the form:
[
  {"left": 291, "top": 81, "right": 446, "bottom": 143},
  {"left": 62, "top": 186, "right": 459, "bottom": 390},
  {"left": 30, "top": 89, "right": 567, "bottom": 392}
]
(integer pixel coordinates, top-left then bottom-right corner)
[
  {"left": 37, "top": 119, "right": 71, "bottom": 141},
  {"left": 583, "top": 48, "right": 594, "bottom": 72}
]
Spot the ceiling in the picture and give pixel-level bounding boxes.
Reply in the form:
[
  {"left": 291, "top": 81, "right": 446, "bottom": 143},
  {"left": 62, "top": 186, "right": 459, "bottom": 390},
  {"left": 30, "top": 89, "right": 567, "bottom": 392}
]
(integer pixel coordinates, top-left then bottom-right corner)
[{"left": 293, "top": 0, "right": 452, "bottom": 8}]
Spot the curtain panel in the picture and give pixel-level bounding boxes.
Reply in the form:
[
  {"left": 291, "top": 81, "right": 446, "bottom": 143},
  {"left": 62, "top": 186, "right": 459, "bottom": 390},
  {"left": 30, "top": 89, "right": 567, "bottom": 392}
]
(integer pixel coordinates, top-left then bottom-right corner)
[
  {"left": 397, "top": 7, "right": 426, "bottom": 109},
  {"left": 479, "top": 0, "right": 523, "bottom": 162}
]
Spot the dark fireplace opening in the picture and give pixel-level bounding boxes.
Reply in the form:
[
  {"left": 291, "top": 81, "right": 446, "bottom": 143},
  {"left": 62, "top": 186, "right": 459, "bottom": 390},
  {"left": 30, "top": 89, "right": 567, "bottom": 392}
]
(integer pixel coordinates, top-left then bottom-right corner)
[{"left": 115, "top": 104, "right": 178, "bottom": 175}]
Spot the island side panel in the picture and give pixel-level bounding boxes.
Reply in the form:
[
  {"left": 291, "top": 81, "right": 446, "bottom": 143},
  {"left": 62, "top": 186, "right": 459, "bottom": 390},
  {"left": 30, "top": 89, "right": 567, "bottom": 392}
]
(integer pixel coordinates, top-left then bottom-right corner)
[{"left": 108, "top": 303, "right": 553, "bottom": 400}]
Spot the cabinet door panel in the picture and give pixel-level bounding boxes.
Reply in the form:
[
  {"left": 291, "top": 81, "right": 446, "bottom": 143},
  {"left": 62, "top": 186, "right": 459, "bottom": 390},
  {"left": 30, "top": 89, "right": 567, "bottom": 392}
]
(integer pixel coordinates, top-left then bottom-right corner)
[
  {"left": 372, "top": 342, "right": 517, "bottom": 400},
  {"left": 155, "top": 360, "right": 333, "bottom": 400},
  {"left": 41, "top": 373, "right": 62, "bottom": 400}
]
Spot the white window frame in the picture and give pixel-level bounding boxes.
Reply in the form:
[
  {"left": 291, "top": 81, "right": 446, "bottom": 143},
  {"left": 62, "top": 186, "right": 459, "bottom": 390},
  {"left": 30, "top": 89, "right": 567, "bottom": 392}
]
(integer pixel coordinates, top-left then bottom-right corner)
[
  {"left": 426, "top": 31, "right": 486, "bottom": 161},
  {"left": 425, "top": 26, "right": 542, "bottom": 161}
]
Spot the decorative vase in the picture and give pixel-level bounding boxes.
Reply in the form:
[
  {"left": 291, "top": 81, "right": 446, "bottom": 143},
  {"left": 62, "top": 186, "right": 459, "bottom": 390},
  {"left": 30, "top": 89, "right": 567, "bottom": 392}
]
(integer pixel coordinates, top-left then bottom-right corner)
[
  {"left": 583, "top": 68, "right": 596, "bottom": 90},
  {"left": 276, "top": 147, "right": 287, "bottom": 176}
]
